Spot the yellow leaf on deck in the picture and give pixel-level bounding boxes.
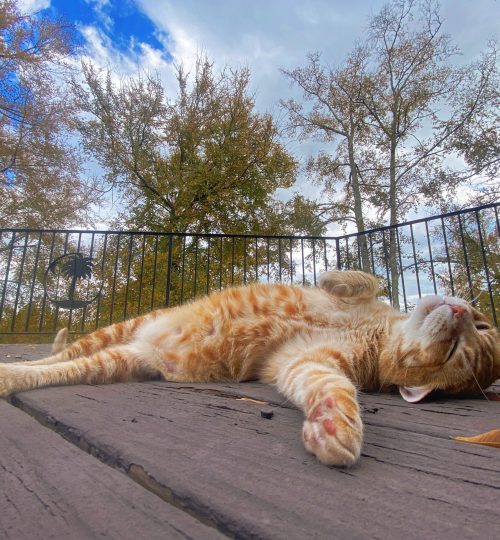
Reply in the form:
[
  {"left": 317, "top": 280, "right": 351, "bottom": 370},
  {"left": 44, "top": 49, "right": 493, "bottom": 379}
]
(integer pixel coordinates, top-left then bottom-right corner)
[
  {"left": 237, "top": 397, "right": 269, "bottom": 405},
  {"left": 452, "top": 429, "right": 500, "bottom": 448}
]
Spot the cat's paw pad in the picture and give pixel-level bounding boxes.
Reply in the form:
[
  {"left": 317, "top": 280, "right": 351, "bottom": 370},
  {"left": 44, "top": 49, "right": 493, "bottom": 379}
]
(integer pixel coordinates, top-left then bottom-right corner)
[{"left": 302, "top": 390, "right": 363, "bottom": 467}]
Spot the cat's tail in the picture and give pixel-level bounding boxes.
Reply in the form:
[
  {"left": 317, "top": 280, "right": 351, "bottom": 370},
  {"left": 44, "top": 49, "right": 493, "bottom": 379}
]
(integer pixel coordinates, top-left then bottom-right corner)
[{"left": 52, "top": 328, "right": 68, "bottom": 354}]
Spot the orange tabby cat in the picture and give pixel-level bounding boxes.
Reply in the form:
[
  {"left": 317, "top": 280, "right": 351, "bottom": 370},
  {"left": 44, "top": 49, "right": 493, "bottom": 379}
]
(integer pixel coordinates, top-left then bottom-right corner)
[{"left": 1, "top": 271, "right": 498, "bottom": 466}]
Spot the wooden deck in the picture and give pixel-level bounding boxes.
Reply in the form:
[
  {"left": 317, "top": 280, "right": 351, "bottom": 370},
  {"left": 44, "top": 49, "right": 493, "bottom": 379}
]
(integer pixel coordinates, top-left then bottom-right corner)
[{"left": 1, "top": 344, "right": 499, "bottom": 540}]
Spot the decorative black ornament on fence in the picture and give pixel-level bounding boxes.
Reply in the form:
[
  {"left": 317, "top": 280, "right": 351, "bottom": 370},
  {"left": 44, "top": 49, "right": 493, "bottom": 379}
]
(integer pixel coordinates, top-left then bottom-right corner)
[{"left": 43, "top": 253, "right": 102, "bottom": 309}]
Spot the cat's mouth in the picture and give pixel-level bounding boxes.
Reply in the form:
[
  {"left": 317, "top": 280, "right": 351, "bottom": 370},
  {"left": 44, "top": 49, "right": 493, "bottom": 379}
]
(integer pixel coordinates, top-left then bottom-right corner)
[{"left": 444, "top": 338, "right": 459, "bottom": 363}]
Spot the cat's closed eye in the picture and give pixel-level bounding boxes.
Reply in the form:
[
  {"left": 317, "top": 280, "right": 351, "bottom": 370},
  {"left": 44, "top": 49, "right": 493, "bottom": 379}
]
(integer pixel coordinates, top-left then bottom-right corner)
[{"left": 474, "top": 321, "right": 490, "bottom": 331}]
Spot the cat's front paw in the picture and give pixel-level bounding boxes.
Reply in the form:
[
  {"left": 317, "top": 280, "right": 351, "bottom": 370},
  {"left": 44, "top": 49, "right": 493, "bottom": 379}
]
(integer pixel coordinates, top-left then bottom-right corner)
[{"left": 302, "top": 389, "right": 363, "bottom": 467}]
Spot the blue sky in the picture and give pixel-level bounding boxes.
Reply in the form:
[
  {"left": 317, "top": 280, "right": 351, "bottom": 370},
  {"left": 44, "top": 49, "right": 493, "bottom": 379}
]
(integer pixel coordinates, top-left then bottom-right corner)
[{"left": 47, "top": 0, "right": 169, "bottom": 59}]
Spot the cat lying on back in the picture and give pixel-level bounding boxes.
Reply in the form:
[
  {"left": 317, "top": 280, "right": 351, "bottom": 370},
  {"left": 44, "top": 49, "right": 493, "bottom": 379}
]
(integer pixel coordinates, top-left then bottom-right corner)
[{"left": 1, "top": 271, "right": 498, "bottom": 466}]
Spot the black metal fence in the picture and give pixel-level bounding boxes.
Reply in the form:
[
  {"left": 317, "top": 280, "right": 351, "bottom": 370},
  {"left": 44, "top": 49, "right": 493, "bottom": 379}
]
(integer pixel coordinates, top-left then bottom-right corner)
[{"left": 0, "top": 202, "right": 498, "bottom": 340}]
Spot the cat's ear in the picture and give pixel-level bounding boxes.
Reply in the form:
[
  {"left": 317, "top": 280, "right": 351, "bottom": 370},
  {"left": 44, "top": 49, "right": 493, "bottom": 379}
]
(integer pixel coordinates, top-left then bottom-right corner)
[{"left": 399, "top": 385, "right": 434, "bottom": 403}]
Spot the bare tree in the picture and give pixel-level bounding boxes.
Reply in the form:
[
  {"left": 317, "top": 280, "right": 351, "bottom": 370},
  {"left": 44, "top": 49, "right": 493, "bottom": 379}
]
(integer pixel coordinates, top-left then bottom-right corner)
[
  {"left": 447, "top": 43, "right": 499, "bottom": 205},
  {"left": 360, "top": 0, "right": 498, "bottom": 306},
  {"left": 283, "top": 0, "right": 498, "bottom": 307},
  {"left": 281, "top": 49, "right": 372, "bottom": 271}
]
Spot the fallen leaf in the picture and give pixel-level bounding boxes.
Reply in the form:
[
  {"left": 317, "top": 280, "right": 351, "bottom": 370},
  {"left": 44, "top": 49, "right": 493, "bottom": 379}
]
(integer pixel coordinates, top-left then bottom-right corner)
[
  {"left": 237, "top": 397, "right": 269, "bottom": 405},
  {"left": 452, "top": 429, "right": 500, "bottom": 448}
]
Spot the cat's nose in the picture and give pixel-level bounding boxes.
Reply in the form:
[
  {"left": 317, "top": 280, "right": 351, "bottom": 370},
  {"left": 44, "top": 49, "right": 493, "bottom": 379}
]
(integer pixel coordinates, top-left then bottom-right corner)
[{"left": 450, "top": 304, "right": 466, "bottom": 316}]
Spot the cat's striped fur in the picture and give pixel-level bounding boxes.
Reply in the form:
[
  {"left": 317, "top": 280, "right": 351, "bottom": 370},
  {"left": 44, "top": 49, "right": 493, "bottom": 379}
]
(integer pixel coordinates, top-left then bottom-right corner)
[{"left": 1, "top": 271, "right": 498, "bottom": 466}]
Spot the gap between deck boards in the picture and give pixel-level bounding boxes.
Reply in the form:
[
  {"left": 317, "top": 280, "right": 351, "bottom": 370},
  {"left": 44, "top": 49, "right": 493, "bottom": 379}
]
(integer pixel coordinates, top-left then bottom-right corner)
[{"left": 7, "top": 392, "right": 238, "bottom": 538}]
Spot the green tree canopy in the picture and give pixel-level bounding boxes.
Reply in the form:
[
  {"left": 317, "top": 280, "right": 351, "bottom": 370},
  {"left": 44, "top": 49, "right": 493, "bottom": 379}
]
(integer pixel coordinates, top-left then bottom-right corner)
[{"left": 72, "top": 57, "right": 302, "bottom": 235}]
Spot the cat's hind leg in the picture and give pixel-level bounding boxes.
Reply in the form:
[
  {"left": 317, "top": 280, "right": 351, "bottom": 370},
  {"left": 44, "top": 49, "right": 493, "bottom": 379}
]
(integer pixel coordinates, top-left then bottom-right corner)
[
  {"left": 318, "top": 270, "right": 379, "bottom": 300},
  {"left": 261, "top": 338, "right": 363, "bottom": 467},
  {"left": 0, "top": 344, "right": 163, "bottom": 397},
  {"left": 9, "top": 315, "right": 157, "bottom": 367}
]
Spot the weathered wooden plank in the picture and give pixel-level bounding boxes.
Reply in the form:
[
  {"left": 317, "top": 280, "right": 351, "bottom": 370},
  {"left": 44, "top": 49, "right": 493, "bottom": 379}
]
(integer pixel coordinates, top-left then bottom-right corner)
[
  {"left": 0, "top": 343, "right": 52, "bottom": 363},
  {"left": 162, "top": 381, "right": 500, "bottom": 484},
  {"left": 0, "top": 400, "right": 226, "bottom": 540},
  {"left": 9, "top": 379, "right": 500, "bottom": 540}
]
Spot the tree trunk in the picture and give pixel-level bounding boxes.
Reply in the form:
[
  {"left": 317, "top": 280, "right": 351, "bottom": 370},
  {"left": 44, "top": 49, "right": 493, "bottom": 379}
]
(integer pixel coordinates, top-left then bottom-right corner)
[
  {"left": 348, "top": 140, "right": 371, "bottom": 273},
  {"left": 388, "top": 139, "right": 400, "bottom": 309}
]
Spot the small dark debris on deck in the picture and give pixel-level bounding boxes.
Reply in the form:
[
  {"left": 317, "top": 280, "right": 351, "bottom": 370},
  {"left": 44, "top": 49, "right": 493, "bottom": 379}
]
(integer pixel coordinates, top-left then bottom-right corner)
[
  {"left": 260, "top": 408, "right": 274, "bottom": 419},
  {"left": 1, "top": 344, "right": 499, "bottom": 540},
  {"left": 363, "top": 406, "right": 380, "bottom": 413}
]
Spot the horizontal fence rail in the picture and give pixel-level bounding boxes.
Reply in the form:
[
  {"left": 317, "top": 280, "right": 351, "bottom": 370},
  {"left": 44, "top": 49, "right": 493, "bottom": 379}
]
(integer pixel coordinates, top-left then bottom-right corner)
[{"left": 0, "top": 202, "right": 498, "bottom": 340}]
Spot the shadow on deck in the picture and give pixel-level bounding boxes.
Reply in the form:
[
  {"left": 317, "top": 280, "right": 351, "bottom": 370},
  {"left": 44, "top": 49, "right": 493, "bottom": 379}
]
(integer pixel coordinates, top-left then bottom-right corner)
[{"left": 1, "top": 344, "right": 499, "bottom": 540}]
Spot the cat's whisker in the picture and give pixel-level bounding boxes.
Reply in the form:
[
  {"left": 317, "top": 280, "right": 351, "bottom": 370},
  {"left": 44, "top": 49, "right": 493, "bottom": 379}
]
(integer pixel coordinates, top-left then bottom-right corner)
[
  {"left": 404, "top": 367, "right": 409, "bottom": 388},
  {"left": 487, "top": 388, "right": 500, "bottom": 400},
  {"left": 462, "top": 356, "right": 491, "bottom": 403},
  {"left": 470, "top": 291, "right": 483, "bottom": 306},
  {"left": 277, "top": 397, "right": 293, "bottom": 408},
  {"left": 377, "top": 362, "right": 404, "bottom": 395},
  {"left": 377, "top": 367, "right": 393, "bottom": 394}
]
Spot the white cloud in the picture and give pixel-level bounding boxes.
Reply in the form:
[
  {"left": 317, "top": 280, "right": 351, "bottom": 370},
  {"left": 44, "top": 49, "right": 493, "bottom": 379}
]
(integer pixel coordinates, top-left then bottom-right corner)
[
  {"left": 89, "top": 28, "right": 185, "bottom": 102},
  {"left": 17, "top": 0, "right": 51, "bottom": 13},
  {"left": 77, "top": 24, "right": 174, "bottom": 81},
  {"left": 84, "top": 0, "right": 114, "bottom": 31},
  {"left": 133, "top": 0, "right": 371, "bottom": 112},
  {"left": 133, "top": 0, "right": 499, "bottom": 110}
]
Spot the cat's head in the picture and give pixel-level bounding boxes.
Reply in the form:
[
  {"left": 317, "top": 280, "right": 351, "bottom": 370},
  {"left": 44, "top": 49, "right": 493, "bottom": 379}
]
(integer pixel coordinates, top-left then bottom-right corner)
[{"left": 381, "top": 295, "right": 499, "bottom": 402}]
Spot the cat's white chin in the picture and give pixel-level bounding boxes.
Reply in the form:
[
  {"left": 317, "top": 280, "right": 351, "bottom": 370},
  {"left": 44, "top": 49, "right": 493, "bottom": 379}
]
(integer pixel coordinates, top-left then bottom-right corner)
[{"left": 411, "top": 296, "right": 471, "bottom": 344}]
